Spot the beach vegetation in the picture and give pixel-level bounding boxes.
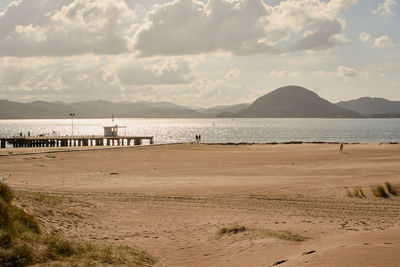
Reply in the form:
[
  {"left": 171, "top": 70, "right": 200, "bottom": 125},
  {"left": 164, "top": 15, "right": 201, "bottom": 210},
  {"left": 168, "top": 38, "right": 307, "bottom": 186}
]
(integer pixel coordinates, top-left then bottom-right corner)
[
  {"left": 218, "top": 226, "right": 246, "bottom": 236},
  {"left": 217, "top": 226, "right": 308, "bottom": 242},
  {"left": 372, "top": 185, "right": 389, "bottom": 198},
  {"left": 385, "top": 182, "right": 397, "bottom": 196},
  {"left": 257, "top": 229, "right": 308, "bottom": 242},
  {"left": 347, "top": 188, "right": 366, "bottom": 198},
  {"left": 0, "top": 181, "right": 156, "bottom": 266},
  {"left": 0, "top": 182, "right": 14, "bottom": 203}
]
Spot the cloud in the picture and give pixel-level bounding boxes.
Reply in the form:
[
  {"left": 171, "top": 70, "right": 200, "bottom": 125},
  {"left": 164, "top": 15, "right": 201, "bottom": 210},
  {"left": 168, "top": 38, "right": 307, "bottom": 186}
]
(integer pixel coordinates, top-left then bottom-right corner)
[
  {"left": 117, "top": 60, "right": 194, "bottom": 85},
  {"left": 359, "top": 32, "right": 371, "bottom": 42},
  {"left": 374, "top": 35, "right": 395, "bottom": 48},
  {"left": 312, "top": 70, "right": 331, "bottom": 77},
  {"left": 134, "top": 0, "right": 357, "bottom": 57},
  {"left": 0, "top": 0, "right": 134, "bottom": 57},
  {"left": 269, "top": 70, "right": 300, "bottom": 78},
  {"left": 224, "top": 68, "right": 241, "bottom": 79},
  {"left": 374, "top": 0, "right": 398, "bottom": 16},
  {"left": 337, "top": 65, "right": 360, "bottom": 78},
  {"left": 0, "top": 56, "right": 196, "bottom": 102},
  {"left": 0, "top": 0, "right": 358, "bottom": 57}
]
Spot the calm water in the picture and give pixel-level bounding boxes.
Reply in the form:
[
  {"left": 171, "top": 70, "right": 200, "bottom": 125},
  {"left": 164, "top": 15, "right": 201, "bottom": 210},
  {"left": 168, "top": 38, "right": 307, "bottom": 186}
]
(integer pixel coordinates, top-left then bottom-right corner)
[{"left": 0, "top": 118, "right": 400, "bottom": 144}]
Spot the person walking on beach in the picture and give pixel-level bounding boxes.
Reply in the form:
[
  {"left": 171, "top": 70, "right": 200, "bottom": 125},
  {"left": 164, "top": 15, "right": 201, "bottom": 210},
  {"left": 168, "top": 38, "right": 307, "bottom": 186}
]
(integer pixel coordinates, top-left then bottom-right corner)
[{"left": 339, "top": 143, "right": 344, "bottom": 152}]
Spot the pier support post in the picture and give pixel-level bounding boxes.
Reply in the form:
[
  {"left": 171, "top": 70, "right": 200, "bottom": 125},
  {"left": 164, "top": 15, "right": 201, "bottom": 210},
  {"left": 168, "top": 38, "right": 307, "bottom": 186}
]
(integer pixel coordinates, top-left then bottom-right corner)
[
  {"left": 150, "top": 138, "right": 154, "bottom": 145},
  {"left": 1, "top": 139, "right": 6, "bottom": 148},
  {"left": 95, "top": 139, "right": 103, "bottom": 146},
  {"left": 134, "top": 138, "right": 142, "bottom": 146}
]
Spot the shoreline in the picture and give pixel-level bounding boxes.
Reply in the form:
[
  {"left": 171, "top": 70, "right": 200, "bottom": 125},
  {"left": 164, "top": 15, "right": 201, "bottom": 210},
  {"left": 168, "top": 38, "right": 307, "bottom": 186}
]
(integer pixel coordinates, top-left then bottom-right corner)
[{"left": 1, "top": 141, "right": 398, "bottom": 157}]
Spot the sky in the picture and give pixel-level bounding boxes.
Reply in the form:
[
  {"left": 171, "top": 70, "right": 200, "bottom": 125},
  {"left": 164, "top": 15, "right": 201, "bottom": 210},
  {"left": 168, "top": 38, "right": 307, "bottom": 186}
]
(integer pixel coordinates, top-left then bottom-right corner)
[{"left": 0, "top": 0, "right": 399, "bottom": 107}]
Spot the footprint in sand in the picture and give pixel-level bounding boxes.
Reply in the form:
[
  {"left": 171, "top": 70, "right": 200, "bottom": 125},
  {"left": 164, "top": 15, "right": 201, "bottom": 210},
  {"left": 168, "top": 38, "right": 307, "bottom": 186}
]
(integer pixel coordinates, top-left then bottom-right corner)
[
  {"left": 302, "top": 250, "right": 316, "bottom": 255},
  {"left": 273, "top": 260, "right": 288, "bottom": 266}
]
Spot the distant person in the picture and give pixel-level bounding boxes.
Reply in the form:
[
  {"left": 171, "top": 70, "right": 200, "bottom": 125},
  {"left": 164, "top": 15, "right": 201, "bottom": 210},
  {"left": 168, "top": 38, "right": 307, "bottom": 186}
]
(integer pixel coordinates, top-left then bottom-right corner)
[
  {"left": 339, "top": 143, "right": 344, "bottom": 152},
  {"left": 199, "top": 135, "right": 201, "bottom": 141},
  {"left": 195, "top": 135, "right": 198, "bottom": 141}
]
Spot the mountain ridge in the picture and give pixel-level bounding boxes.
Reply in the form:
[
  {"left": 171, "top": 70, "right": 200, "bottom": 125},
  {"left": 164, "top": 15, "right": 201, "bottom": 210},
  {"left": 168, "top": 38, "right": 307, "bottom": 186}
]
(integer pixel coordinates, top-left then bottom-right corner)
[
  {"left": 2, "top": 86, "right": 400, "bottom": 119},
  {"left": 337, "top": 97, "right": 400, "bottom": 115}
]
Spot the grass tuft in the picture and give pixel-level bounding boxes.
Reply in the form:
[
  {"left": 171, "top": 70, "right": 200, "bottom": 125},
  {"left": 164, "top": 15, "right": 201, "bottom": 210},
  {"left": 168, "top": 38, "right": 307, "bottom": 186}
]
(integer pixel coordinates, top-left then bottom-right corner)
[
  {"left": 43, "top": 235, "right": 76, "bottom": 260},
  {"left": 347, "top": 188, "right": 366, "bottom": 198},
  {"left": 258, "top": 229, "right": 308, "bottom": 242},
  {"left": 385, "top": 182, "right": 397, "bottom": 196},
  {"left": 372, "top": 186, "right": 389, "bottom": 198},
  {"left": 217, "top": 225, "right": 308, "bottom": 243},
  {"left": 0, "top": 182, "right": 14, "bottom": 203},
  {"left": 0, "top": 199, "right": 10, "bottom": 227},
  {"left": 218, "top": 226, "right": 246, "bottom": 236}
]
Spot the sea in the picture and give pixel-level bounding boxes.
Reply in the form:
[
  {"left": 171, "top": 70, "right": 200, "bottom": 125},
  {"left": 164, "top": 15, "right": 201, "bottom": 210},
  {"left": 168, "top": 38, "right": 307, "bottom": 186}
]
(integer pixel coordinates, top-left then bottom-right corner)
[{"left": 0, "top": 118, "right": 400, "bottom": 144}]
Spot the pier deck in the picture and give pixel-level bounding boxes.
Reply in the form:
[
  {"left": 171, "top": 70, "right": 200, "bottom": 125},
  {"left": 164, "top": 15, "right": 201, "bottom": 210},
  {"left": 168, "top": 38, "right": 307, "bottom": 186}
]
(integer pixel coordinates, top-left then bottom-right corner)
[{"left": 0, "top": 135, "right": 154, "bottom": 148}]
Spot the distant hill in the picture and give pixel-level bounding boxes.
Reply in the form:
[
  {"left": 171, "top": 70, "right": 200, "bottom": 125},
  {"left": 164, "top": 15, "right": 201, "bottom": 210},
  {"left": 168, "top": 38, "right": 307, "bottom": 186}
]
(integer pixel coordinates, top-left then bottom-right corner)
[
  {"left": 0, "top": 100, "right": 204, "bottom": 119},
  {"left": 200, "top": 103, "right": 250, "bottom": 117},
  {"left": 0, "top": 99, "right": 256, "bottom": 119},
  {"left": 230, "top": 86, "right": 362, "bottom": 118},
  {"left": 0, "top": 100, "right": 77, "bottom": 119},
  {"left": 336, "top": 97, "right": 400, "bottom": 116},
  {"left": 4, "top": 88, "right": 400, "bottom": 119}
]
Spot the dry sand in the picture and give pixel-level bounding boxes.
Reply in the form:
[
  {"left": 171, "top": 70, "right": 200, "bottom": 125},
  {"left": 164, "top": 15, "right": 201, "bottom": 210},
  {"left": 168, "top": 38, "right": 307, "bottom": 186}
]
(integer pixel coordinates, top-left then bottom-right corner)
[{"left": 1, "top": 143, "right": 400, "bottom": 266}]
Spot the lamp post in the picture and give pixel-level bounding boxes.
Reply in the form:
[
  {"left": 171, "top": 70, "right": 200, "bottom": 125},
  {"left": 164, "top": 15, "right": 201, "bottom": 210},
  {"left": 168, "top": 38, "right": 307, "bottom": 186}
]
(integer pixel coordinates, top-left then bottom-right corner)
[{"left": 69, "top": 113, "right": 75, "bottom": 136}]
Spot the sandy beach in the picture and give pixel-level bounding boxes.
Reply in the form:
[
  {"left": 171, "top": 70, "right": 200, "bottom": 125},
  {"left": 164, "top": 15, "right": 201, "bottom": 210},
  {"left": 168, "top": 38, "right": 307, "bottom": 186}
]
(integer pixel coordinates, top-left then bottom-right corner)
[{"left": 1, "top": 143, "right": 400, "bottom": 266}]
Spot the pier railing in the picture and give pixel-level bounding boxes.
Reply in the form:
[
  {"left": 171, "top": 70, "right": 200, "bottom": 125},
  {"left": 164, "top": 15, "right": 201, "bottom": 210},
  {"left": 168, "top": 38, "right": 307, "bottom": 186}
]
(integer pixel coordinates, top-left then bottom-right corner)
[{"left": 0, "top": 135, "right": 154, "bottom": 148}]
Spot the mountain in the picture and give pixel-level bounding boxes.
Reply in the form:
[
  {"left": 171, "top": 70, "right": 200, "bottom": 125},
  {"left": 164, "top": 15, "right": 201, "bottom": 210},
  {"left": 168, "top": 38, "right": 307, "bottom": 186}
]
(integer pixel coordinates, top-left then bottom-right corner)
[
  {"left": 200, "top": 103, "right": 250, "bottom": 117},
  {"left": 0, "top": 100, "right": 204, "bottom": 119},
  {"left": 231, "top": 86, "right": 362, "bottom": 118},
  {"left": 336, "top": 97, "right": 400, "bottom": 116},
  {"left": 0, "top": 100, "right": 76, "bottom": 119}
]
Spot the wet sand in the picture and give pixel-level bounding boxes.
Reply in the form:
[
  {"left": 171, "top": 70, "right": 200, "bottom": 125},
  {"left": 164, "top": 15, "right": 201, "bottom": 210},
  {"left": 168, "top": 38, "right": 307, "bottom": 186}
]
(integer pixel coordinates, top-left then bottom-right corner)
[{"left": 1, "top": 143, "right": 400, "bottom": 266}]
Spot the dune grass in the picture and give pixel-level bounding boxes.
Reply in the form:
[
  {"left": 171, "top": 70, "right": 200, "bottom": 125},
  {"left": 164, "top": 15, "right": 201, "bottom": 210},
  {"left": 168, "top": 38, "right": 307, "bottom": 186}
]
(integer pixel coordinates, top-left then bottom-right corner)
[
  {"left": 218, "top": 226, "right": 246, "bottom": 236},
  {"left": 347, "top": 188, "right": 366, "bottom": 198},
  {"left": 372, "top": 185, "right": 389, "bottom": 198},
  {"left": 385, "top": 182, "right": 398, "bottom": 196},
  {"left": 217, "top": 225, "right": 308, "bottom": 242},
  {"left": 257, "top": 229, "right": 308, "bottom": 242},
  {"left": 0, "top": 182, "right": 156, "bottom": 267}
]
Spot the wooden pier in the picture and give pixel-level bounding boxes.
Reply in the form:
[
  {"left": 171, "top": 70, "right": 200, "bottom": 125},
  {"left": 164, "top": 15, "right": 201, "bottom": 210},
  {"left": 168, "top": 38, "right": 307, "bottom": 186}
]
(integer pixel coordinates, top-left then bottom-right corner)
[{"left": 0, "top": 136, "right": 154, "bottom": 149}]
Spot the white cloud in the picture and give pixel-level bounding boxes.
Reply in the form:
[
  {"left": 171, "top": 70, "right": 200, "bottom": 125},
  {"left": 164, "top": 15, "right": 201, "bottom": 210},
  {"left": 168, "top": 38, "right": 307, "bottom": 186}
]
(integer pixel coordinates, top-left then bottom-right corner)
[
  {"left": 224, "top": 68, "right": 241, "bottom": 79},
  {"left": 374, "top": 0, "right": 398, "bottom": 16},
  {"left": 337, "top": 65, "right": 360, "bottom": 78},
  {"left": 0, "top": 56, "right": 196, "bottom": 101},
  {"left": 312, "top": 70, "right": 331, "bottom": 77},
  {"left": 134, "top": 0, "right": 357, "bottom": 57},
  {"left": 359, "top": 32, "right": 371, "bottom": 42},
  {"left": 0, "top": 0, "right": 135, "bottom": 56},
  {"left": 374, "top": 35, "right": 395, "bottom": 48},
  {"left": 0, "top": 0, "right": 358, "bottom": 57},
  {"left": 117, "top": 60, "right": 194, "bottom": 85},
  {"left": 269, "top": 70, "right": 300, "bottom": 78}
]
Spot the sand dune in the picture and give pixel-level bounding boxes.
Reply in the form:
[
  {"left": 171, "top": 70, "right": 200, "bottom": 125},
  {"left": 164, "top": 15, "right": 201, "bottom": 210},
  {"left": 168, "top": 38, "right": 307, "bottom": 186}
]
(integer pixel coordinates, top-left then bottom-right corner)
[{"left": 1, "top": 143, "right": 400, "bottom": 266}]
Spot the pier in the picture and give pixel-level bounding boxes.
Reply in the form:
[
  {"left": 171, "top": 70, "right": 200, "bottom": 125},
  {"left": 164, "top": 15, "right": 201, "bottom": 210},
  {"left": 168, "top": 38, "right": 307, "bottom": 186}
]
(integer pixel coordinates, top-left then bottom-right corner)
[{"left": 0, "top": 136, "right": 154, "bottom": 149}]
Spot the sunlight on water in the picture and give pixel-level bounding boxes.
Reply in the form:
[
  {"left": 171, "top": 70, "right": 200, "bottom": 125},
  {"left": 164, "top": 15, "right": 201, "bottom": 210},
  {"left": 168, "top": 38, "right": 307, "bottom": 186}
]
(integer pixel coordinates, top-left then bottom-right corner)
[{"left": 1, "top": 118, "right": 400, "bottom": 143}]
